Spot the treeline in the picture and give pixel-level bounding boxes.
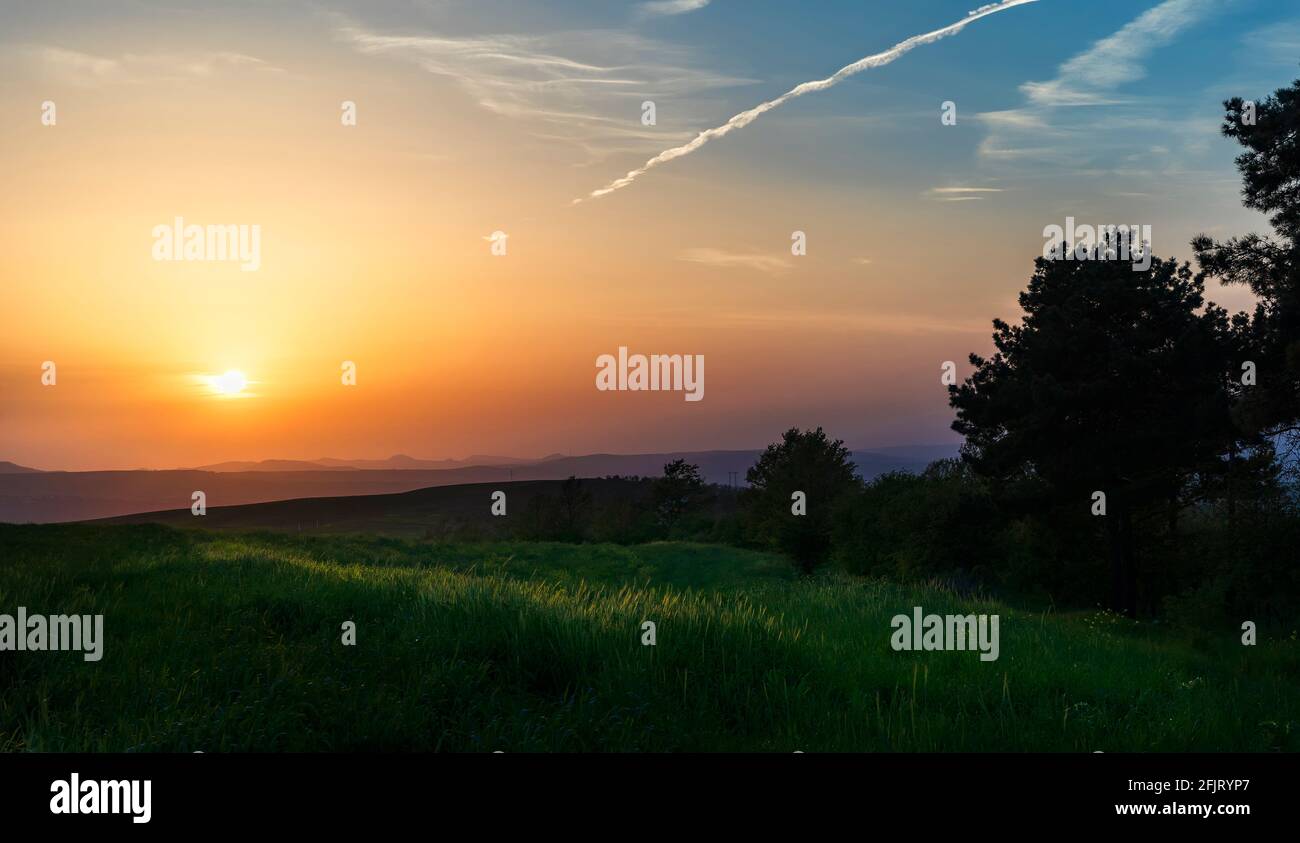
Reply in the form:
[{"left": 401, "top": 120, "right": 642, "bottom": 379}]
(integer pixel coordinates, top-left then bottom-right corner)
[
  {"left": 510, "top": 464, "right": 745, "bottom": 545},
  {"left": 511, "top": 426, "right": 1296, "bottom": 630},
  {"left": 829, "top": 454, "right": 1299, "bottom": 630}
]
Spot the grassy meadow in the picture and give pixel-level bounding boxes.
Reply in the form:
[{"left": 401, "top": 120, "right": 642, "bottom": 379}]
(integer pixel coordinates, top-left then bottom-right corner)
[{"left": 1, "top": 523, "right": 1296, "bottom": 752}]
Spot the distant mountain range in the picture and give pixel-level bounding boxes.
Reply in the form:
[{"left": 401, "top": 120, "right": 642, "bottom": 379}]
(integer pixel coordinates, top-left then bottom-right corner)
[
  {"left": 0, "top": 445, "right": 960, "bottom": 523},
  {"left": 187, "top": 453, "right": 563, "bottom": 472}
]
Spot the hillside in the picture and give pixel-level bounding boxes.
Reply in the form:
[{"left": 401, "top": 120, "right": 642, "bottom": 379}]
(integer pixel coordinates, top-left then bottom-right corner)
[
  {"left": 2, "top": 523, "right": 1294, "bottom": 752},
  {"left": 98, "top": 478, "right": 675, "bottom": 537}
]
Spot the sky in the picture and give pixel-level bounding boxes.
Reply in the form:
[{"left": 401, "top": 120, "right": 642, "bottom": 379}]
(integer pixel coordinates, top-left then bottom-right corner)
[{"left": 1, "top": 0, "right": 1298, "bottom": 470}]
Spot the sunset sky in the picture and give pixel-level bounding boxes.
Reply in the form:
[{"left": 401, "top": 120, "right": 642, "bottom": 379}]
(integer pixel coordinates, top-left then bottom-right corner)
[{"left": 2, "top": 0, "right": 1297, "bottom": 470}]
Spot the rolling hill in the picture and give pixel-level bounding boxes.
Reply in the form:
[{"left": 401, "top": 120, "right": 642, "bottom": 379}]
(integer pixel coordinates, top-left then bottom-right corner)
[{"left": 98, "top": 478, "right": 668, "bottom": 537}]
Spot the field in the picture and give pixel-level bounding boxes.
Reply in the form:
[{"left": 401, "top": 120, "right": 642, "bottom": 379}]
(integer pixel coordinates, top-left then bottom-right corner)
[{"left": 2, "top": 523, "right": 1297, "bottom": 752}]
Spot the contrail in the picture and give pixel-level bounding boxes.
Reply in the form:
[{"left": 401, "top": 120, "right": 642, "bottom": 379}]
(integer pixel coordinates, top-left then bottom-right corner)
[{"left": 575, "top": 0, "right": 1038, "bottom": 203}]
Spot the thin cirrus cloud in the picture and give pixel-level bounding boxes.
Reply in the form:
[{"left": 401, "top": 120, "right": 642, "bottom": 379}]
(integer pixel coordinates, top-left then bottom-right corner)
[
  {"left": 18, "top": 45, "right": 285, "bottom": 86},
  {"left": 638, "top": 0, "right": 711, "bottom": 17},
  {"left": 677, "top": 247, "right": 790, "bottom": 274},
  {"left": 1247, "top": 19, "right": 1300, "bottom": 67},
  {"left": 575, "top": 0, "right": 1040, "bottom": 203},
  {"left": 927, "top": 187, "right": 1004, "bottom": 201},
  {"left": 1021, "top": 0, "right": 1216, "bottom": 107},
  {"left": 338, "top": 22, "right": 754, "bottom": 160},
  {"left": 977, "top": 0, "right": 1219, "bottom": 165}
]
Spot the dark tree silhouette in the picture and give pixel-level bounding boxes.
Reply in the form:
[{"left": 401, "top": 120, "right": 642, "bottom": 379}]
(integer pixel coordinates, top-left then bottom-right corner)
[
  {"left": 743, "top": 427, "right": 859, "bottom": 574},
  {"left": 1193, "top": 77, "right": 1300, "bottom": 469},
  {"left": 652, "top": 459, "right": 708, "bottom": 531},
  {"left": 949, "top": 241, "right": 1240, "bottom": 616},
  {"left": 558, "top": 475, "right": 592, "bottom": 538}
]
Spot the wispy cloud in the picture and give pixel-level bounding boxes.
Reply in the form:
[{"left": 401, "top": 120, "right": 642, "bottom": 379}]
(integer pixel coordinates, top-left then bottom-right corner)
[
  {"left": 927, "top": 186, "right": 1002, "bottom": 201},
  {"left": 977, "top": 0, "right": 1220, "bottom": 166},
  {"left": 20, "top": 45, "right": 285, "bottom": 86},
  {"left": 1022, "top": 0, "right": 1216, "bottom": 107},
  {"left": 31, "top": 46, "right": 117, "bottom": 81},
  {"left": 928, "top": 186, "right": 1004, "bottom": 198},
  {"left": 575, "top": 0, "right": 1039, "bottom": 203},
  {"left": 1244, "top": 19, "right": 1300, "bottom": 66},
  {"left": 678, "top": 247, "right": 790, "bottom": 273},
  {"left": 975, "top": 108, "right": 1048, "bottom": 130},
  {"left": 339, "top": 23, "right": 753, "bottom": 161},
  {"left": 639, "top": 0, "right": 711, "bottom": 17}
]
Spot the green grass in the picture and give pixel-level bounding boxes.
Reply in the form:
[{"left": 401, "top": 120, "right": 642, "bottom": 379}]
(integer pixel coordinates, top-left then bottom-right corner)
[{"left": 1, "top": 523, "right": 1296, "bottom": 751}]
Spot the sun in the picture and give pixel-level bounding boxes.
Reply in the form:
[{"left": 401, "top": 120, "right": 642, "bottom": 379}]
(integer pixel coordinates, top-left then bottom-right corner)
[{"left": 210, "top": 369, "right": 249, "bottom": 397}]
